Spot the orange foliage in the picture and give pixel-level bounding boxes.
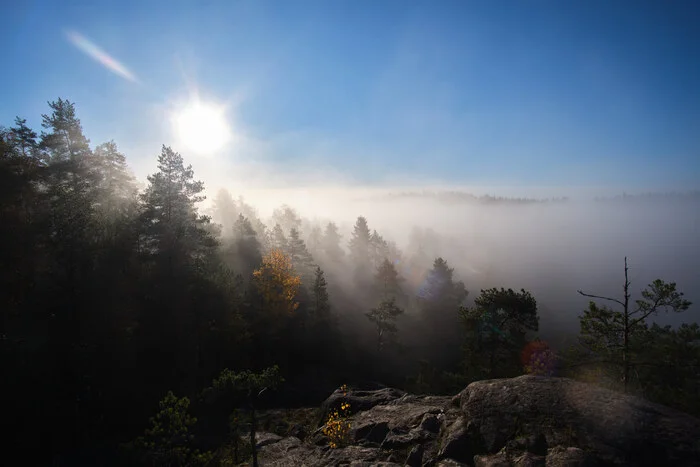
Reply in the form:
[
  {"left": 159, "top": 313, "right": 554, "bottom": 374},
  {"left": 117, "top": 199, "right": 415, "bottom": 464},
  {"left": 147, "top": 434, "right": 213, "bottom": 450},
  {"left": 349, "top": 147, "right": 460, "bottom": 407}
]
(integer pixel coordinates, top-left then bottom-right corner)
[{"left": 253, "top": 249, "right": 301, "bottom": 315}]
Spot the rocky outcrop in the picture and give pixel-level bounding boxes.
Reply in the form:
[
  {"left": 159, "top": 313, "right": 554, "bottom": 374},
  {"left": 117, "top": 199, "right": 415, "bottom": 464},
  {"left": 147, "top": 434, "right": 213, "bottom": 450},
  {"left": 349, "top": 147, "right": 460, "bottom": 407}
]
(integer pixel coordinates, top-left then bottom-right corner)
[{"left": 257, "top": 375, "right": 700, "bottom": 466}]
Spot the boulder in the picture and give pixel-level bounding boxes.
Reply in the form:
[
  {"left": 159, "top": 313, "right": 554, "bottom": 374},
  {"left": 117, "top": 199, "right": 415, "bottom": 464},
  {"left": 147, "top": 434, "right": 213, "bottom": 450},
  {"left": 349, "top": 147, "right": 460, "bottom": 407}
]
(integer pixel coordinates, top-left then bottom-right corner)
[
  {"left": 457, "top": 375, "right": 700, "bottom": 466},
  {"left": 258, "top": 376, "right": 700, "bottom": 466}
]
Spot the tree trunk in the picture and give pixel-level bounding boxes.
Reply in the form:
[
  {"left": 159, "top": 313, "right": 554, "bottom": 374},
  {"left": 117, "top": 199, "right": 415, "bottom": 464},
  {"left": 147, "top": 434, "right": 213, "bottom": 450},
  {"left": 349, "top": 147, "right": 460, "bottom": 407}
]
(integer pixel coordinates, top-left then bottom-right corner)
[
  {"left": 250, "top": 400, "right": 258, "bottom": 467},
  {"left": 622, "top": 257, "right": 630, "bottom": 393}
]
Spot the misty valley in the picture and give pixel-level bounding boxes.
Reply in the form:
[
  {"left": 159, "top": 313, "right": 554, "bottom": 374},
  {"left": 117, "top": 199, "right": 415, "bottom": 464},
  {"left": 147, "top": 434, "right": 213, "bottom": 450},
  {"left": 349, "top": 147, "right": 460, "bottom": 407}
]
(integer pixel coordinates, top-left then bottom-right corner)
[{"left": 2, "top": 100, "right": 700, "bottom": 466}]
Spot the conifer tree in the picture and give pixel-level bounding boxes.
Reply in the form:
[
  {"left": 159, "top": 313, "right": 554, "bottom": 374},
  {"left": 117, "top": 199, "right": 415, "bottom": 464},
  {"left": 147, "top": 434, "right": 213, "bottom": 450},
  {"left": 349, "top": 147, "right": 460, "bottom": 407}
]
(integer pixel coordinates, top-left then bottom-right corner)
[
  {"left": 416, "top": 258, "right": 468, "bottom": 370},
  {"left": 271, "top": 204, "right": 302, "bottom": 234},
  {"left": 92, "top": 141, "right": 137, "bottom": 239},
  {"left": 139, "top": 145, "right": 216, "bottom": 273},
  {"left": 577, "top": 258, "right": 691, "bottom": 392},
  {"left": 375, "top": 258, "right": 404, "bottom": 303},
  {"left": 370, "top": 229, "right": 389, "bottom": 269},
  {"left": 10, "top": 117, "right": 40, "bottom": 161},
  {"left": 211, "top": 188, "right": 238, "bottom": 237},
  {"left": 310, "top": 266, "right": 332, "bottom": 328},
  {"left": 348, "top": 216, "right": 372, "bottom": 286},
  {"left": 40, "top": 98, "right": 91, "bottom": 162},
  {"left": 322, "top": 222, "right": 345, "bottom": 263},
  {"left": 306, "top": 225, "right": 323, "bottom": 257},
  {"left": 270, "top": 223, "right": 288, "bottom": 253},
  {"left": 366, "top": 298, "right": 404, "bottom": 352},
  {"left": 288, "top": 227, "right": 315, "bottom": 284},
  {"left": 230, "top": 214, "right": 263, "bottom": 279},
  {"left": 460, "top": 288, "right": 539, "bottom": 379}
]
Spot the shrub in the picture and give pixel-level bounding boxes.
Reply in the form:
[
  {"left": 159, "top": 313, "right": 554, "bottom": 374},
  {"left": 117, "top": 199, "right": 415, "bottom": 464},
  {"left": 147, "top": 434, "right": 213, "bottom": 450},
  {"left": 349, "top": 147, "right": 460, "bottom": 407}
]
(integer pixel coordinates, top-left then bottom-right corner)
[{"left": 322, "top": 384, "right": 352, "bottom": 449}]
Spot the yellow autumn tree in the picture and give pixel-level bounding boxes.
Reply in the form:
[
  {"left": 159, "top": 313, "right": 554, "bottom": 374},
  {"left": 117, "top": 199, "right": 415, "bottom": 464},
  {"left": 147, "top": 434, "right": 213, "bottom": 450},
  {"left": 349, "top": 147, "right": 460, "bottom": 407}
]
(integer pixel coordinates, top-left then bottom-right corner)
[{"left": 253, "top": 249, "right": 301, "bottom": 316}]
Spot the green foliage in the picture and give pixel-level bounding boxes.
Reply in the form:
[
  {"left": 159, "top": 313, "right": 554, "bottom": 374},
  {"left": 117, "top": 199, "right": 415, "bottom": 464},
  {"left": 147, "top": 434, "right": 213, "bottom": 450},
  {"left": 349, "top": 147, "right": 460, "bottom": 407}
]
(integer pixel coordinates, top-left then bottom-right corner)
[
  {"left": 131, "top": 391, "right": 212, "bottom": 467},
  {"left": 375, "top": 258, "right": 404, "bottom": 302},
  {"left": 369, "top": 229, "right": 389, "bottom": 269},
  {"left": 4, "top": 99, "right": 699, "bottom": 465},
  {"left": 417, "top": 257, "right": 469, "bottom": 370},
  {"left": 460, "top": 288, "right": 539, "bottom": 379},
  {"left": 209, "top": 366, "right": 284, "bottom": 467},
  {"left": 287, "top": 227, "right": 315, "bottom": 284},
  {"left": 139, "top": 145, "right": 216, "bottom": 271},
  {"left": 366, "top": 297, "right": 404, "bottom": 352},
  {"left": 310, "top": 266, "right": 332, "bottom": 326},
  {"left": 41, "top": 98, "right": 91, "bottom": 161},
  {"left": 229, "top": 214, "right": 262, "bottom": 279},
  {"left": 211, "top": 365, "right": 284, "bottom": 402},
  {"left": 576, "top": 263, "right": 692, "bottom": 392},
  {"left": 634, "top": 323, "right": 700, "bottom": 416}
]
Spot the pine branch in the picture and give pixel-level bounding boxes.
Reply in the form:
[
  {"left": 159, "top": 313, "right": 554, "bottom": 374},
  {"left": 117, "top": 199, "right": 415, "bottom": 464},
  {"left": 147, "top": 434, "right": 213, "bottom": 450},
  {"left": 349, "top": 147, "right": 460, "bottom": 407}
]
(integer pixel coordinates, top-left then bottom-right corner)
[{"left": 577, "top": 290, "right": 625, "bottom": 307}]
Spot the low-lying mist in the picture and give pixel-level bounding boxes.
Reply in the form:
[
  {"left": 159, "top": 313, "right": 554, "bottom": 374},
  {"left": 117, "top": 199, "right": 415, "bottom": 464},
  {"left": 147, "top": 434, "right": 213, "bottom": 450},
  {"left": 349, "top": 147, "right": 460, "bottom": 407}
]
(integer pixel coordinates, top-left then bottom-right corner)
[{"left": 207, "top": 183, "right": 700, "bottom": 346}]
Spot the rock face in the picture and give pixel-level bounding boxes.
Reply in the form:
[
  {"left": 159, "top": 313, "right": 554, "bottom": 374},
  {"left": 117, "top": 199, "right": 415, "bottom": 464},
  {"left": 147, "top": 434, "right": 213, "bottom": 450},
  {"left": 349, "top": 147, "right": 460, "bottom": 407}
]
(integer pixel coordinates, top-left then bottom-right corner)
[{"left": 257, "top": 375, "right": 700, "bottom": 466}]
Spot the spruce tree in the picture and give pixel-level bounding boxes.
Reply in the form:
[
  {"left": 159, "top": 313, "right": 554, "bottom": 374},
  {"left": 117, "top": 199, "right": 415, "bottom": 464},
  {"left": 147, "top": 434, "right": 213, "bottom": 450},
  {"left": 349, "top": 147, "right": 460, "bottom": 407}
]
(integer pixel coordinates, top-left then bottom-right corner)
[
  {"left": 348, "top": 216, "right": 372, "bottom": 286},
  {"left": 370, "top": 229, "right": 389, "bottom": 269},
  {"left": 416, "top": 258, "right": 468, "bottom": 370},
  {"left": 288, "top": 227, "right": 315, "bottom": 284},
  {"left": 322, "top": 222, "right": 345, "bottom": 263}
]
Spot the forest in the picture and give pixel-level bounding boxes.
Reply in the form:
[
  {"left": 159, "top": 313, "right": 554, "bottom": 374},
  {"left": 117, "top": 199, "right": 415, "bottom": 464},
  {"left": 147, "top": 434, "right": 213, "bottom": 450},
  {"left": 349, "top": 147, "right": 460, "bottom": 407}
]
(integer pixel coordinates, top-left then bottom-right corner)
[{"left": 2, "top": 99, "right": 699, "bottom": 466}]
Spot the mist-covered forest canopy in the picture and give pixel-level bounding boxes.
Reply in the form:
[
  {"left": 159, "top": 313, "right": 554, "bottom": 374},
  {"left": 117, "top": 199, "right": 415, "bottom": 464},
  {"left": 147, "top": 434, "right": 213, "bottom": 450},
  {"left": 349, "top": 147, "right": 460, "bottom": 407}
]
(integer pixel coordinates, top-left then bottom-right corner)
[{"left": 2, "top": 100, "right": 699, "bottom": 465}]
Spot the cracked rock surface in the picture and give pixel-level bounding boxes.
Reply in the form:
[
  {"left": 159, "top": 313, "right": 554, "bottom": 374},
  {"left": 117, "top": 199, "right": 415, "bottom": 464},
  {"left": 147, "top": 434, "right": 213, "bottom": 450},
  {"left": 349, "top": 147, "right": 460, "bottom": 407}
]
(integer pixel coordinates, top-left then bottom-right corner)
[{"left": 257, "top": 376, "right": 700, "bottom": 466}]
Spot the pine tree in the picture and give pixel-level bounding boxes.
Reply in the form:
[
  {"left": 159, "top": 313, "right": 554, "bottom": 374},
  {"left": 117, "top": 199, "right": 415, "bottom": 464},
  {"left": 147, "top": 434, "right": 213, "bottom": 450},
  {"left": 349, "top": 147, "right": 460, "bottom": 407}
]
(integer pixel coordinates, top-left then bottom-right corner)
[
  {"left": 271, "top": 204, "right": 302, "bottom": 234},
  {"left": 310, "top": 266, "right": 331, "bottom": 328},
  {"left": 139, "top": 145, "right": 216, "bottom": 273},
  {"left": 322, "top": 222, "right": 345, "bottom": 263},
  {"left": 416, "top": 258, "right": 469, "bottom": 370},
  {"left": 211, "top": 188, "right": 238, "bottom": 237},
  {"left": 306, "top": 225, "right": 323, "bottom": 257},
  {"left": 348, "top": 216, "right": 372, "bottom": 285},
  {"left": 375, "top": 258, "right": 404, "bottom": 303},
  {"left": 460, "top": 288, "right": 539, "bottom": 379},
  {"left": 237, "top": 196, "right": 267, "bottom": 239},
  {"left": 92, "top": 140, "right": 137, "bottom": 236},
  {"left": 369, "top": 229, "right": 389, "bottom": 269},
  {"left": 366, "top": 298, "right": 404, "bottom": 352},
  {"left": 269, "top": 223, "right": 288, "bottom": 253},
  {"left": 230, "top": 214, "right": 263, "bottom": 279},
  {"left": 288, "top": 227, "right": 315, "bottom": 284},
  {"left": 40, "top": 98, "right": 91, "bottom": 162},
  {"left": 577, "top": 258, "right": 691, "bottom": 392},
  {"left": 9, "top": 117, "right": 41, "bottom": 162}
]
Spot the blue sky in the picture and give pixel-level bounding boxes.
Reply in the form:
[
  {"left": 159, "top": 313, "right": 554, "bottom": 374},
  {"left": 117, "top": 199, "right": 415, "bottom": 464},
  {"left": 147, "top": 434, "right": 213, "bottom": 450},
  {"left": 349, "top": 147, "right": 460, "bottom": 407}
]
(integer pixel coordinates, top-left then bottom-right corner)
[{"left": 2, "top": 0, "right": 699, "bottom": 191}]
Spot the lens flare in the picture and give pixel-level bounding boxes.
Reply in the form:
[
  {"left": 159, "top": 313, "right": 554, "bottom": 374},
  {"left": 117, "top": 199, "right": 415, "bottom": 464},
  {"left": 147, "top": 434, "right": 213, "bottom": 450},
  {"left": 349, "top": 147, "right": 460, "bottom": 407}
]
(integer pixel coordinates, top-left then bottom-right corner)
[{"left": 65, "top": 30, "right": 138, "bottom": 83}]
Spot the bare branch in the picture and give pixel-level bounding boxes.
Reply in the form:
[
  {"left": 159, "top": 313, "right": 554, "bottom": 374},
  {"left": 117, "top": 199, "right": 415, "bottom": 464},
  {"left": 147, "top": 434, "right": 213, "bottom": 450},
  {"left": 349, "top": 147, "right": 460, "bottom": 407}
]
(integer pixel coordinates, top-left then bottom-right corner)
[{"left": 577, "top": 290, "right": 625, "bottom": 307}]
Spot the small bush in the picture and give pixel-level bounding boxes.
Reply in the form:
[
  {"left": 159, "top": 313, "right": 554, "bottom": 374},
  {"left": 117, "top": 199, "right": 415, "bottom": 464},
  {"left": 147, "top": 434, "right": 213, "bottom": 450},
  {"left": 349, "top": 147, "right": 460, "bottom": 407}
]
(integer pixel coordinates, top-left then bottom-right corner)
[
  {"left": 322, "top": 384, "right": 352, "bottom": 449},
  {"left": 128, "top": 391, "right": 212, "bottom": 466}
]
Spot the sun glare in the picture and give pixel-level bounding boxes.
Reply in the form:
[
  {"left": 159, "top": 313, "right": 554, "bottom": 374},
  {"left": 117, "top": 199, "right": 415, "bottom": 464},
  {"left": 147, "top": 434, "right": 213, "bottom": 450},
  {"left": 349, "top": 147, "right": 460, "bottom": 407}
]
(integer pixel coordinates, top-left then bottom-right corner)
[{"left": 173, "top": 100, "right": 231, "bottom": 155}]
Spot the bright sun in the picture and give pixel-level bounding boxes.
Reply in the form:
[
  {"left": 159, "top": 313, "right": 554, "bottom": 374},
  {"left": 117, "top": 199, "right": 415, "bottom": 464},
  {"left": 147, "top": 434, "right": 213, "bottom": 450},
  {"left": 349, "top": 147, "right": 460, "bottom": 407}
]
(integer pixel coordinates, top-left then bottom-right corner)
[{"left": 174, "top": 100, "right": 231, "bottom": 155}]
